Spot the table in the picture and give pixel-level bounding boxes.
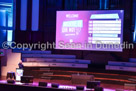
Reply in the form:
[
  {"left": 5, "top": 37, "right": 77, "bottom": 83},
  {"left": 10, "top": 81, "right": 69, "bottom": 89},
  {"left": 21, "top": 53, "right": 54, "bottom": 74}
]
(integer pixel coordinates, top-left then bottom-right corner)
[{"left": 71, "top": 74, "right": 94, "bottom": 84}]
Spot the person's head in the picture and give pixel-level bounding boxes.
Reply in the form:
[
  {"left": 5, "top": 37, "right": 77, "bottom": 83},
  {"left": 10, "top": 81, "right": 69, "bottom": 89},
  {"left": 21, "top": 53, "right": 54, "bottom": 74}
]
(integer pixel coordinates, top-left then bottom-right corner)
[{"left": 19, "top": 61, "right": 22, "bottom": 64}]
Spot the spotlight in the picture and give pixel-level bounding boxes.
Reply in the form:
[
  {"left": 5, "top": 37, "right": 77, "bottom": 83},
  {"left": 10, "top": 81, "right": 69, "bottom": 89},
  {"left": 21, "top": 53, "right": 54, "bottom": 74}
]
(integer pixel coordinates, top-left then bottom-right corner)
[{"left": 51, "top": 83, "right": 59, "bottom": 88}]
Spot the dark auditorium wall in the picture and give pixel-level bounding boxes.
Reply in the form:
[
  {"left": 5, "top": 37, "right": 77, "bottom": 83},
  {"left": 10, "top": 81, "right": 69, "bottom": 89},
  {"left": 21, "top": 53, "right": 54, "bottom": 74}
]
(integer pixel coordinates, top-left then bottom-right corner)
[
  {"left": 0, "top": 57, "right": 1, "bottom": 77},
  {"left": 15, "top": 0, "right": 136, "bottom": 65}
]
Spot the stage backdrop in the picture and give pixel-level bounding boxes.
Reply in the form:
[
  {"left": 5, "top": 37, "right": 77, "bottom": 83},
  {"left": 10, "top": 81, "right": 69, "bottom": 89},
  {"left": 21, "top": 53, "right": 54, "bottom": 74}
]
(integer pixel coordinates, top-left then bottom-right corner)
[{"left": 14, "top": 0, "right": 136, "bottom": 64}]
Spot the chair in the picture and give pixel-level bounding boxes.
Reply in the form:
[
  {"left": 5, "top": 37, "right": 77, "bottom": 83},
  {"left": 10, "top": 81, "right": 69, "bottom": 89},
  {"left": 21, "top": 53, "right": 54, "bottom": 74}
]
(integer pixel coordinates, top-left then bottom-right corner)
[{"left": 6, "top": 72, "right": 16, "bottom": 80}]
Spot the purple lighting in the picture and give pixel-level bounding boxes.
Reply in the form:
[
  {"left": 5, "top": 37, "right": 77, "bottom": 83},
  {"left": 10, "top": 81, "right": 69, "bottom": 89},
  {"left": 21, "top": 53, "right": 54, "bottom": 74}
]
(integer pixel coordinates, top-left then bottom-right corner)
[{"left": 0, "top": 80, "right": 124, "bottom": 91}]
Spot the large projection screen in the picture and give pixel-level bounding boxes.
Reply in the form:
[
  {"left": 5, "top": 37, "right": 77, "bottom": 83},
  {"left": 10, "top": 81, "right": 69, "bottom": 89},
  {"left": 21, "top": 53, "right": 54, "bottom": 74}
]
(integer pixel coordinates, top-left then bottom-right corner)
[{"left": 56, "top": 10, "right": 124, "bottom": 52}]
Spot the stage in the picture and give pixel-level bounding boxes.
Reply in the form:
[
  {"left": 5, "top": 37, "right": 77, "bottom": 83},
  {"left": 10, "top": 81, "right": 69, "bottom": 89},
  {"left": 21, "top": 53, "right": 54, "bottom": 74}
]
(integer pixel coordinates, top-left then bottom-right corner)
[
  {"left": 0, "top": 0, "right": 136, "bottom": 91},
  {"left": 0, "top": 77, "right": 126, "bottom": 91}
]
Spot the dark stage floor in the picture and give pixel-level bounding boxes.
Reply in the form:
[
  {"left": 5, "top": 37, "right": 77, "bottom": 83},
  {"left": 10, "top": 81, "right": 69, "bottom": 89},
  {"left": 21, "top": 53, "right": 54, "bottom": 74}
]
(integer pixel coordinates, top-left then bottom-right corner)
[{"left": 0, "top": 76, "right": 131, "bottom": 91}]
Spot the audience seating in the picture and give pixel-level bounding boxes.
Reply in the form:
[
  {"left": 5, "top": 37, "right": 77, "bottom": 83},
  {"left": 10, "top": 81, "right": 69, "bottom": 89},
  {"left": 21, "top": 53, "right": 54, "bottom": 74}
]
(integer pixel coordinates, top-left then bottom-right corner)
[{"left": 106, "top": 58, "right": 136, "bottom": 72}]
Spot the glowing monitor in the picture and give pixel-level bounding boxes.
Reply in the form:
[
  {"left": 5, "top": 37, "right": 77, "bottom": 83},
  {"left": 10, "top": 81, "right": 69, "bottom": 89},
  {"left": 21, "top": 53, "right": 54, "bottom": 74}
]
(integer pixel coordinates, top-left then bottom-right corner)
[{"left": 56, "top": 10, "right": 124, "bottom": 52}]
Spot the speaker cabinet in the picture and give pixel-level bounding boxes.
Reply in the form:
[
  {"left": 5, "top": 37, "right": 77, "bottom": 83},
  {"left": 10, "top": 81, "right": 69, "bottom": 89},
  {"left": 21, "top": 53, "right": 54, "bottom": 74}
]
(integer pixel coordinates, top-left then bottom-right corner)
[
  {"left": 51, "top": 83, "right": 59, "bottom": 88},
  {"left": 76, "top": 86, "right": 84, "bottom": 90},
  {"left": 87, "top": 81, "right": 101, "bottom": 89},
  {"left": 94, "top": 87, "right": 103, "bottom": 91},
  {"left": 7, "top": 80, "right": 15, "bottom": 84},
  {"left": 39, "top": 82, "right": 47, "bottom": 87},
  {"left": 21, "top": 76, "right": 33, "bottom": 83}
]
